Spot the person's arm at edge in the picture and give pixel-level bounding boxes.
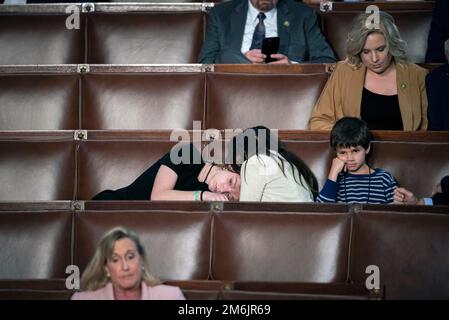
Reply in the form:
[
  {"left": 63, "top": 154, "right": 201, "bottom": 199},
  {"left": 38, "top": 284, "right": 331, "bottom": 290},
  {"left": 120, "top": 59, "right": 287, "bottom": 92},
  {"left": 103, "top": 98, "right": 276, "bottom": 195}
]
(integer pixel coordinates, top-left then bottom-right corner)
[
  {"left": 393, "top": 187, "right": 426, "bottom": 205},
  {"left": 425, "top": 0, "right": 447, "bottom": 63},
  {"left": 198, "top": 8, "right": 221, "bottom": 64},
  {"left": 425, "top": 72, "right": 442, "bottom": 130},
  {"left": 303, "top": 8, "right": 336, "bottom": 63},
  {"left": 151, "top": 165, "right": 229, "bottom": 201},
  {"left": 151, "top": 165, "right": 199, "bottom": 200}
]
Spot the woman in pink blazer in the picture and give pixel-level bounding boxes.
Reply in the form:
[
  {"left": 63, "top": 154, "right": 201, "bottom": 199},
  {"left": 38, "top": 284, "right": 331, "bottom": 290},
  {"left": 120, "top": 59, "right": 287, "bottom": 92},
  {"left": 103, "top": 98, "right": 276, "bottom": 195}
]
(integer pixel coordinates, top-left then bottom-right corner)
[{"left": 71, "top": 227, "right": 185, "bottom": 300}]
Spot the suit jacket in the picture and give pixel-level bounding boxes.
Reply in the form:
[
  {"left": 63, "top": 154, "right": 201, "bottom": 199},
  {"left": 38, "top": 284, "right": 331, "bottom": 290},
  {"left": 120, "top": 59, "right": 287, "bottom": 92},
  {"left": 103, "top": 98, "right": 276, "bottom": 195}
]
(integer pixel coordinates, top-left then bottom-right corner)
[
  {"left": 426, "top": 63, "right": 449, "bottom": 130},
  {"left": 308, "top": 61, "right": 428, "bottom": 131},
  {"left": 425, "top": 0, "right": 449, "bottom": 63},
  {"left": 198, "top": 0, "right": 336, "bottom": 63},
  {"left": 71, "top": 282, "right": 185, "bottom": 300}
]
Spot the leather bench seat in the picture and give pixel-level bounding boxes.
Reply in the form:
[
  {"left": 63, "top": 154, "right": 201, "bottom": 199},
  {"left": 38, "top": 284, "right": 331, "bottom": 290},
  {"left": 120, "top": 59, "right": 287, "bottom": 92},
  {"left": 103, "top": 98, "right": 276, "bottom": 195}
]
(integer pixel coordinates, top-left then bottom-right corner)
[
  {"left": 0, "top": 1, "right": 435, "bottom": 65},
  {"left": 0, "top": 206, "right": 448, "bottom": 299}
]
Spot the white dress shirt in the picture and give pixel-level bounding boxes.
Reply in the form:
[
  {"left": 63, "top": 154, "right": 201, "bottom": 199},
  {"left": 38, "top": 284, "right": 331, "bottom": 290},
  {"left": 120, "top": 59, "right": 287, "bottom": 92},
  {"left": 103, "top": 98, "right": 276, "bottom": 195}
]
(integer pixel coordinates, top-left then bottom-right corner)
[{"left": 241, "top": 0, "right": 278, "bottom": 54}]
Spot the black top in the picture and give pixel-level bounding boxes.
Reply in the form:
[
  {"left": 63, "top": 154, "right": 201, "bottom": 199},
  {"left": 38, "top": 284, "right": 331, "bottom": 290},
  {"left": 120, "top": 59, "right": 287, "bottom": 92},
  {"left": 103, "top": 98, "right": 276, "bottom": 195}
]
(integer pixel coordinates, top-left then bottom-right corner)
[
  {"left": 92, "top": 144, "right": 209, "bottom": 200},
  {"left": 360, "top": 87, "right": 403, "bottom": 130}
]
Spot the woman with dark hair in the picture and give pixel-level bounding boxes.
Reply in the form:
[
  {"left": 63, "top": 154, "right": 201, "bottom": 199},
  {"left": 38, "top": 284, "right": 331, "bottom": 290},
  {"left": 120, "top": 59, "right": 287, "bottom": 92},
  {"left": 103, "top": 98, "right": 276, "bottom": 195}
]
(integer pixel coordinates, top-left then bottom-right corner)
[{"left": 227, "top": 126, "right": 318, "bottom": 202}]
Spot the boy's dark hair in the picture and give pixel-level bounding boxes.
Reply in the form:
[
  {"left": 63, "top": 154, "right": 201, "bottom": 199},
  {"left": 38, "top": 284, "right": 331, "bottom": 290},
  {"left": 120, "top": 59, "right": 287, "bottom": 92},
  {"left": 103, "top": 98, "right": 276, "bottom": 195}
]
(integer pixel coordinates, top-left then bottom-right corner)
[{"left": 330, "top": 117, "right": 372, "bottom": 150}]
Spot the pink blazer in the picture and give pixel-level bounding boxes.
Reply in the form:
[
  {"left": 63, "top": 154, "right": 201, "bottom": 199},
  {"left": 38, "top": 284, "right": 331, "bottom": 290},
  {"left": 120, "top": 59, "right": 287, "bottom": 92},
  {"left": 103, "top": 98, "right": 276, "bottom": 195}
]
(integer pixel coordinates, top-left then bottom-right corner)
[{"left": 71, "top": 282, "right": 185, "bottom": 300}]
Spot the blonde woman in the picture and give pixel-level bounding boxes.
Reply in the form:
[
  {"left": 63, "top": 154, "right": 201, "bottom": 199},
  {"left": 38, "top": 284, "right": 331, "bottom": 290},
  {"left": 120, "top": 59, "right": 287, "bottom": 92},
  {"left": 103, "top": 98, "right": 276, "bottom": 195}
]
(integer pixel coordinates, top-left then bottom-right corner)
[
  {"left": 309, "top": 11, "right": 428, "bottom": 131},
  {"left": 71, "top": 227, "right": 185, "bottom": 300}
]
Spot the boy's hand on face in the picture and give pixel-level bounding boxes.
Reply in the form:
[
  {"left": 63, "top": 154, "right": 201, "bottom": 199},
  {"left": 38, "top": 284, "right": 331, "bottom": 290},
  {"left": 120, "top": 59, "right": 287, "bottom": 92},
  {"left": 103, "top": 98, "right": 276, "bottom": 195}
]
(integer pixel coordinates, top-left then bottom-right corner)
[{"left": 328, "top": 157, "right": 346, "bottom": 182}]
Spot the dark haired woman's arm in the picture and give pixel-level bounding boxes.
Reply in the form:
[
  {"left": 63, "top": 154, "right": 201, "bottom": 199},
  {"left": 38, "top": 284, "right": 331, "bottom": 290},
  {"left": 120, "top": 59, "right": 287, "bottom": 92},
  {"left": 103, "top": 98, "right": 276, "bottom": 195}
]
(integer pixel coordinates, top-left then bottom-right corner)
[{"left": 151, "top": 165, "right": 229, "bottom": 201}]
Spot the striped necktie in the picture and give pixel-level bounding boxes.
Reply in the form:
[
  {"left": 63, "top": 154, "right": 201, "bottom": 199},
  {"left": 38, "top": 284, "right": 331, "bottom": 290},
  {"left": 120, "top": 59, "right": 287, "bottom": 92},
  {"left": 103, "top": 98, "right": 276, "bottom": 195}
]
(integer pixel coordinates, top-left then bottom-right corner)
[{"left": 249, "top": 12, "right": 266, "bottom": 50}]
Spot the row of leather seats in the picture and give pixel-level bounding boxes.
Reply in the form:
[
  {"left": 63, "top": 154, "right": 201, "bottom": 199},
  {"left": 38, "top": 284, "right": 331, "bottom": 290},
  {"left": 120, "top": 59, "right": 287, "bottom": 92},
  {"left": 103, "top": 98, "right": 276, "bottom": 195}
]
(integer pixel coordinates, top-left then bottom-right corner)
[
  {"left": 1, "top": 203, "right": 448, "bottom": 299},
  {"left": 0, "top": 68, "right": 330, "bottom": 130},
  {"left": 1, "top": 63, "right": 442, "bottom": 131},
  {"left": 1, "top": 131, "right": 448, "bottom": 200},
  {"left": 0, "top": 279, "right": 375, "bottom": 300},
  {"left": 0, "top": 2, "right": 434, "bottom": 65},
  {"left": 0, "top": 280, "right": 376, "bottom": 300}
]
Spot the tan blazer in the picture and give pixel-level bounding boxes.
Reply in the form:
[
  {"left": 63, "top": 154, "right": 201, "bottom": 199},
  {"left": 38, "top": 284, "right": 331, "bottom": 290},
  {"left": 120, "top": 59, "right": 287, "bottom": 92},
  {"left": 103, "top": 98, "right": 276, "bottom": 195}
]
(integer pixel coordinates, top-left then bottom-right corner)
[{"left": 308, "top": 61, "right": 428, "bottom": 131}]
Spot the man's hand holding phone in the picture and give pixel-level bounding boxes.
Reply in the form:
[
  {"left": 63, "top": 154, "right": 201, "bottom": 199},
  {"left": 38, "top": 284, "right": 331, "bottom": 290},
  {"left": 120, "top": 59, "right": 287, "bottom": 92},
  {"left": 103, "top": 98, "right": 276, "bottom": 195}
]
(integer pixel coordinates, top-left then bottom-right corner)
[
  {"left": 262, "top": 37, "right": 289, "bottom": 64},
  {"left": 245, "top": 37, "right": 289, "bottom": 64},
  {"left": 267, "top": 53, "right": 290, "bottom": 64},
  {"left": 245, "top": 49, "right": 266, "bottom": 64}
]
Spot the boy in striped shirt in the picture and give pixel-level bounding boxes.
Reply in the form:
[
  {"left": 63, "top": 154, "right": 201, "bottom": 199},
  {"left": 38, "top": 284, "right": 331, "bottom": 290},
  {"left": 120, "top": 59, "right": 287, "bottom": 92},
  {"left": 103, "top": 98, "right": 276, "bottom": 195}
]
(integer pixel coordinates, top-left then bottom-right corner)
[{"left": 317, "top": 117, "right": 397, "bottom": 204}]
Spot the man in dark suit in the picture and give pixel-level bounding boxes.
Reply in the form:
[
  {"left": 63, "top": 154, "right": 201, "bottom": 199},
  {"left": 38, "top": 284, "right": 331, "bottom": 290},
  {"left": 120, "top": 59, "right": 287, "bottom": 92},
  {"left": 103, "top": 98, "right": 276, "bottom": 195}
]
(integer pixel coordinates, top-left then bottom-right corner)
[
  {"left": 198, "top": 0, "right": 336, "bottom": 64},
  {"left": 426, "top": 39, "right": 449, "bottom": 131},
  {"left": 425, "top": 0, "right": 449, "bottom": 63}
]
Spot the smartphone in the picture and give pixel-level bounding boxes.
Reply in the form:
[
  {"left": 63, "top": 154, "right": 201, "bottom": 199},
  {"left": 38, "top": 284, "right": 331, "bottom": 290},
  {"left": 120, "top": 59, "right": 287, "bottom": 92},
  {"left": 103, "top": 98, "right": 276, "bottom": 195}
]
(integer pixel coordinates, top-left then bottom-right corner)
[{"left": 262, "top": 37, "right": 280, "bottom": 63}]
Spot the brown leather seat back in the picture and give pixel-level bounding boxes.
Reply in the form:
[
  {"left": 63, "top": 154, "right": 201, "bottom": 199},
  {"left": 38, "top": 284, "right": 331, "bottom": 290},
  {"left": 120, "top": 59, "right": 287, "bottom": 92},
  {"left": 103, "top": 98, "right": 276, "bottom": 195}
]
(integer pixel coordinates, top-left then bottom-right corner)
[
  {"left": 205, "top": 73, "right": 328, "bottom": 130},
  {"left": 212, "top": 211, "right": 351, "bottom": 282},
  {"left": 283, "top": 140, "right": 331, "bottom": 189},
  {"left": 0, "top": 290, "right": 72, "bottom": 300},
  {"left": 0, "top": 15, "right": 84, "bottom": 65},
  {"left": 82, "top": 73, "right": 205, "bottom": 129},
  {"left": 0, "top": 141, "right": 76, "bottom": 200},
  {"left": 350, "top": 211, "right": 449, "bottom": 299},
  {"left": 87, "top": 13, "right": 203, "bottom": 64},
  {"left": 77, "top": 140, "right": 178, "bottom": 200},
  {"left": 0, "top": 211, "right": 72, "bottom": 279},
  {"left": 368, "top": 141, "right": 449, "bottom": 197},
  {"left": 0, "top": 75, "right": 79, "bottom": 130}
]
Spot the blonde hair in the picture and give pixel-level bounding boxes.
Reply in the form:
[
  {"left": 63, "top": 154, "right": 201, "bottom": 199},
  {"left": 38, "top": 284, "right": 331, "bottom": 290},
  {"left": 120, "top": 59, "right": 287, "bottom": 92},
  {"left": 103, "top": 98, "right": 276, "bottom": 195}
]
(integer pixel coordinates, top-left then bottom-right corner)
[
  {"left": 345, "top": 11, "right": 408, "bottom": 68},
  {"left": 80, "top": 226, "right": 160, "bottom": 291}
]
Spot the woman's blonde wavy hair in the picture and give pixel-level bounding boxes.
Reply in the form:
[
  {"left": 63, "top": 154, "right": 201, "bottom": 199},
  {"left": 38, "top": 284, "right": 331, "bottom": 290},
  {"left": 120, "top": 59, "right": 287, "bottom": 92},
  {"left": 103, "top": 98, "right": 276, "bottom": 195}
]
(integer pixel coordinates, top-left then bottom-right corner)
[
  {"left": 80, "top": 226, "right": 160, "bottom": 291},
  {"left": 345, "top": 11, "right": 408, "bottom": 68}
]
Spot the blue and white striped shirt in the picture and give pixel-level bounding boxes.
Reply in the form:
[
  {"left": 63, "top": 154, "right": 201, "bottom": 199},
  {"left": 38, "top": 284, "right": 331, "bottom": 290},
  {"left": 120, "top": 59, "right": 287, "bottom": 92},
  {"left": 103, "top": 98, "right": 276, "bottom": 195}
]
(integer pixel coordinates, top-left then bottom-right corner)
[{"left": 316, "top": 168, "right": 397, "bottom": 204}]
